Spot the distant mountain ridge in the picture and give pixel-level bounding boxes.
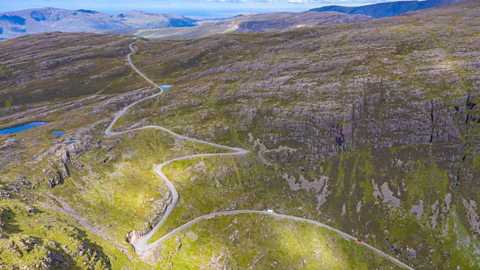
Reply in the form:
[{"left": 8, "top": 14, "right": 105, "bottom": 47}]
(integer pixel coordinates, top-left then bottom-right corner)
[
  {"left": 104, "top": 11, "right": 372, "bottom": 40},
  {"left": 111, "top": 10, "right": 197, "bottom": 28},
  {"left": 0, "top": 8, "right": 197, "bottom": 39},
  {"left": 309, "top": 0, "right": 467, "bottom": 18}
]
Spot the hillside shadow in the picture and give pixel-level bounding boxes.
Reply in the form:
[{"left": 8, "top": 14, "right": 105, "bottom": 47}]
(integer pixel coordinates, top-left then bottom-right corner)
[
  {"left": 75, "top": 227, "right": 112, "bottom": 269},
  {"left": 2, "top": 209, "right": 22, "bottom": 234}
]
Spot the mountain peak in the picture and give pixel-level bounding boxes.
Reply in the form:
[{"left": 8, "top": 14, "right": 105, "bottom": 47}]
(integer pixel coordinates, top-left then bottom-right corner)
[
  {"left": 0, "top": 7, "right": 197, "bottom": 39},
  {"left": 309, "top": 0, "right": 468, "bottom": 18}
]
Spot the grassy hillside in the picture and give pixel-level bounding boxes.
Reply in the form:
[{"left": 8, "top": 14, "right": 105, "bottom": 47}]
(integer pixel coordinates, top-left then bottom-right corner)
[
  {"left": 1, "top": 0, "right": 480, "bottom": 269},
  {"left": 0, "top": 29, "right": 398, "bottom": 270},
  {"left": 117, "top": 1, "right": 480, "bottom": 268}
]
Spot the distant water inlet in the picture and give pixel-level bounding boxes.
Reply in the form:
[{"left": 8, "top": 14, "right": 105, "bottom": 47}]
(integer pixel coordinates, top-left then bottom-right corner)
[
  {"left": 0, "top": 121, "right": 47, "bottom": 134},
  {"left": 161, "top": 85, "right": 171, "bottom": 90}
]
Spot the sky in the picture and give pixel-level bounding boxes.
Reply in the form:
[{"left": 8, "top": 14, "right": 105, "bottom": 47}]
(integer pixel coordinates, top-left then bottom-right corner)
[{"left": 0, "top": 0, "right": 416, "bottom": 17}]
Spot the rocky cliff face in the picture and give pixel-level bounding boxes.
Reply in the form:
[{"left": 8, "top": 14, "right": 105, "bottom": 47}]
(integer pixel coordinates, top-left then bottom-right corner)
[
  {"left": 0, "top": 1, "right": 479, "bottom": 269},
  {"left": 118, "top": 1, "right": 480, "bottom": 268}
]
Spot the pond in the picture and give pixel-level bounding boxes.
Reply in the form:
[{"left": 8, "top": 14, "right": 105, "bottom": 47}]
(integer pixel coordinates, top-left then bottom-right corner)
[
  {"left": 0, "top": 121, "right": 47, "bottom": 135},
  {"left": 53, "top": 131, "right": 65, "bottom": 136},
  {"left": 161, "top": 85, "right": 171, "bottom": 90}
]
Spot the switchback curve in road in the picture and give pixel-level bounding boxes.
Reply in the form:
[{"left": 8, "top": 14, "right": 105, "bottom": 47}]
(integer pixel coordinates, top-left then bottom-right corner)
[{"left": 104, "top": 40, "right": 414, "bottom": 270}]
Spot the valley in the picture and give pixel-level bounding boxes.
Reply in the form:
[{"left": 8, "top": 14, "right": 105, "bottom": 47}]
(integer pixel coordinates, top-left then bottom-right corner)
[{"left": 0, "top": 0, "right": 480, "bottom": 269}]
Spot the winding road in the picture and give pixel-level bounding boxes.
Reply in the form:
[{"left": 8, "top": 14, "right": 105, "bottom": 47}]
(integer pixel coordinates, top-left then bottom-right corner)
[{"left": 105, "top": 40, "right": 414, "bottom": 270}]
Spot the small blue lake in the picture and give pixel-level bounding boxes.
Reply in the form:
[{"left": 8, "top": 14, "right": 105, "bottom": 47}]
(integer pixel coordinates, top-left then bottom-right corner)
[
  {"left": 161, "top": 85, "right": 171, "bottom": 90},
  {"left": 0, "top": 121, "right": 47, "bottom": 135},
  {"left": 53, "top": 131, "right": 65, "bottom": 136}
]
